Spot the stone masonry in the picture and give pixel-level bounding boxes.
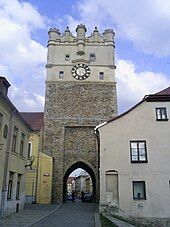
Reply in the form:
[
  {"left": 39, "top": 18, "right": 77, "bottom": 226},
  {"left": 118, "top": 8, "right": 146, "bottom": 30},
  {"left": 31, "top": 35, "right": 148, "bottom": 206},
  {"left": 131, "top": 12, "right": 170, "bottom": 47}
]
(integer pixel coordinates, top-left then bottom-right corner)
[{"left": 43, "top": 24, "right": 117, "bottom": 203}]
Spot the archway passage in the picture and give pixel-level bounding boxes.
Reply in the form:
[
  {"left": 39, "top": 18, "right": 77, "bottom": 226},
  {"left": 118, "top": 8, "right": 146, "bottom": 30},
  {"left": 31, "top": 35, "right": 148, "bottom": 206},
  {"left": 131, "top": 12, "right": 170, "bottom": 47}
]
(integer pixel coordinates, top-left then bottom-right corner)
[{"left": 63, "top": 161, "right": 96, "bottom": 203}]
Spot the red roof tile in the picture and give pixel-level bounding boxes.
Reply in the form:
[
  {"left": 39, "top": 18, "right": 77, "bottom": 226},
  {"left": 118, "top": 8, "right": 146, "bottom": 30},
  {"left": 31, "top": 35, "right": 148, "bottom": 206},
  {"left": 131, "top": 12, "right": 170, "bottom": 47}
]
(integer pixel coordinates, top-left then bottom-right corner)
[{"left": 20, "top": 112, "right": 44, "bottom": 131}]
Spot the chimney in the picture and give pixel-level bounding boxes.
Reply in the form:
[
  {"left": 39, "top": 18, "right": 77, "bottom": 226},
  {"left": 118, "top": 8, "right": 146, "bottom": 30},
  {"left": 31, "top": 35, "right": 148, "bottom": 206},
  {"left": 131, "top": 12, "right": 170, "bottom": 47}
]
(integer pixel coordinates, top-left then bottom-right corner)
[{"left": 0, "top": 77, "right": 11, "bottom": 96}]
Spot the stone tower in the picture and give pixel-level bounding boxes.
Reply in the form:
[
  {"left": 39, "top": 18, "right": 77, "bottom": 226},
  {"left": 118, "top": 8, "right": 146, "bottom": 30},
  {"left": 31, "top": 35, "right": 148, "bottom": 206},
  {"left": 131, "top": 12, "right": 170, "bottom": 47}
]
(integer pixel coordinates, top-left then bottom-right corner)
[{"left": 44, "top": 24, "right": 117, "bottom": 203}]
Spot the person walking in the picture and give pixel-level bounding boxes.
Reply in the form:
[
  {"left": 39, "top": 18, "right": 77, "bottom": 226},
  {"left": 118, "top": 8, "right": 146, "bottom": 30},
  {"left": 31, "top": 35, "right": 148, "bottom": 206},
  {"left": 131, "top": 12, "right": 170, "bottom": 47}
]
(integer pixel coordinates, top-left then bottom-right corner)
[
  {"left": 72, "top": 190, "right": 75, "bottom": 203},
  {"left": 81, "top": 191, "right": 85, "bottom": 202}
]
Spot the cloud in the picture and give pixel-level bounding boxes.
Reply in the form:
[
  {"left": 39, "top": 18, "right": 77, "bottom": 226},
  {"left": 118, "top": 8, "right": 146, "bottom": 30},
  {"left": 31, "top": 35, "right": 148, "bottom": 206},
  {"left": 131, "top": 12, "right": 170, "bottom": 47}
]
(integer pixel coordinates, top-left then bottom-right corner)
[
  {"left": 116, "top": 59, "right": 170, "bottom": 112},
  {"left": 0, "top": 0, "right": 47, "bottom": 111},
  {"left": 9, "top": 85, "right": 45, "bottom": 111},
  {"left": 74, "top": 0, "right": 170, "bottom": 57}
]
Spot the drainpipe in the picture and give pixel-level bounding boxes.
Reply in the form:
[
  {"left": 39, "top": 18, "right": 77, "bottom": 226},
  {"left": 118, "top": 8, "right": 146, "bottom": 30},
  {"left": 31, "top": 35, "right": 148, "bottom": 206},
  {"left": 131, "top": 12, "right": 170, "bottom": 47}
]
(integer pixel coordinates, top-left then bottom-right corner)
[
  {"left": 35, "top": 130, "right": 41, "bottom": 203},
  {"left": 0, "top": 109, "right": 15, "bottom": 219},
  {"left": 94, "top": 128, "right": 100, "bottom": 203}
]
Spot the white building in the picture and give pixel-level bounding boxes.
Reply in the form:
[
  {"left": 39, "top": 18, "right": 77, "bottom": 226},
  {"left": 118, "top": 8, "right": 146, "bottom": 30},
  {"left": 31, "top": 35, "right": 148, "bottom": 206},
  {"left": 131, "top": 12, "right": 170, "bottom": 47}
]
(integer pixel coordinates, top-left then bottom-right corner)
[
  {"left": 75, "top": 171, "right": 89, "bottom": 196},
  {"left": 97, "top": 87, "right": 170, "bottom": 218}
]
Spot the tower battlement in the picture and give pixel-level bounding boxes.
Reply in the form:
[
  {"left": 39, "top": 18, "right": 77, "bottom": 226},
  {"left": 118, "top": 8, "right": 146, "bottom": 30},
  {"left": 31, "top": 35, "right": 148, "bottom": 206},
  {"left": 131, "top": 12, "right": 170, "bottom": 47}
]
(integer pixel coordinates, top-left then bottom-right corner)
[{"left": 48, "top": 24, "right": 115, "bottom": 45}]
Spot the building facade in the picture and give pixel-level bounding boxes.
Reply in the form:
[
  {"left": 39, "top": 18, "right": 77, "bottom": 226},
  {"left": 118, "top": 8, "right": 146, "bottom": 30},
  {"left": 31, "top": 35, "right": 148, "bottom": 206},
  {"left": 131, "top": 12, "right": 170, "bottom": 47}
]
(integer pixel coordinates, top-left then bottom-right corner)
[
  {"left": 43, "top": 24, "right": 117, "bottom": 202},
  {"left": 98, "top": 87, "right": 170, "bottom": 218},
  {"left": 75, "top": 171, "right": 89, "bottom": 196},
  {"left": 21, "top": 113, "right": 53, "bottom": 204},
  {"left": 0, "top": 77, "right": 31, "bottom": 217}
]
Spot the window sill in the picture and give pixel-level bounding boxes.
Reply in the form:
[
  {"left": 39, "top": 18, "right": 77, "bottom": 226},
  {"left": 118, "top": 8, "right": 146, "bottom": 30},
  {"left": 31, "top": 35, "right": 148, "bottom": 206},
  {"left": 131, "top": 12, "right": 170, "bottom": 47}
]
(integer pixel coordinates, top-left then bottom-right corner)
[
  {"left": 133, "top": 198, "right": 146, "bottom": 201},
  {"left": 19, "top": 155, "right": 25, "bottom": 160},
  {"left": 131, "top": 161, "right": 148, "bottom": 164},
  {"left": 156, "top": 119, "right": 168, "bottom": 121},
  {"left": 7, "top": 199, "right": 13, "bottom": 201},
  {"left": 11, "top": 151, "right": 18, "bottom": 156}
]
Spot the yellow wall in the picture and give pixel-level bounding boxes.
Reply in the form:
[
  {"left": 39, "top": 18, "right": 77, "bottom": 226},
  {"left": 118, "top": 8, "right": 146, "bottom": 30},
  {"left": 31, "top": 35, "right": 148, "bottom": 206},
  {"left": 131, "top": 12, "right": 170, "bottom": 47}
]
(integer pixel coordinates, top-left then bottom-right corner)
[
  {"left": 37, "top": 152, "right": 53, "bottom": 204},
  {"left": 0, "top": 95, "right": 30, "bottom": 217},
  {"left": 25, "top": 132, "right": 53, "bottom": 204}
]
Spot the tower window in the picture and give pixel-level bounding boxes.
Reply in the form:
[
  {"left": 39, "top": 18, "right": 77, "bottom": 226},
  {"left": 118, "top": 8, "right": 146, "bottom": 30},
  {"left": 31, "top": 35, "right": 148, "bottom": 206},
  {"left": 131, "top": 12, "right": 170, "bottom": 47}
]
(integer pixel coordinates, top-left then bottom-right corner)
[
  {"left": 90, "top": 53, "right": 96, "bottom": 61},
  {"left": 59, "top": 71, "right": 64, "bottom": 79},
  {"left": 65, "top": 54, "right": 70, "bottom": 61},
  {"left": 99, "top": 72, "right": 104, "bottom": 80}
]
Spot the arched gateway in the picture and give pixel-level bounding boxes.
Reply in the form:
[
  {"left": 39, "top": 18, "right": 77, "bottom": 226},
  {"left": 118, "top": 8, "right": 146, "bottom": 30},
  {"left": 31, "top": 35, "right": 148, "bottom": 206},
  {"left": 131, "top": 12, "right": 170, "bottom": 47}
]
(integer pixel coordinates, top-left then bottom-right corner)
[
  {"left": 63, "top": 161, "right": 96, "bottom": 202},
  {"left": 43, "top": 24, "right": 117, "bottom": 203}
]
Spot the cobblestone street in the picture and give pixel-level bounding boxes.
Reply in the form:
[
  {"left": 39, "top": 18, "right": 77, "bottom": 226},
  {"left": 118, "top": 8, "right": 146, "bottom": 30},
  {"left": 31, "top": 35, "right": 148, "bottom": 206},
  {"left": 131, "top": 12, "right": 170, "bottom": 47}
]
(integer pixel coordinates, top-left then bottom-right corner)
[{"left": 33, "top": 203, "right": 96, "bottom": 227}]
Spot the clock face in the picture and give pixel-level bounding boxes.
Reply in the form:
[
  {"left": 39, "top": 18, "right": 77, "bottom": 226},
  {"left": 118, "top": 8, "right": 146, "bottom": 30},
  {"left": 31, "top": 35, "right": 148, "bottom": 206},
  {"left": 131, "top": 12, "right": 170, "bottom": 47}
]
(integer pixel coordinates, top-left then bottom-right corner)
[{"left": 71, "top": 63, "right": 90, "bottom": 80}]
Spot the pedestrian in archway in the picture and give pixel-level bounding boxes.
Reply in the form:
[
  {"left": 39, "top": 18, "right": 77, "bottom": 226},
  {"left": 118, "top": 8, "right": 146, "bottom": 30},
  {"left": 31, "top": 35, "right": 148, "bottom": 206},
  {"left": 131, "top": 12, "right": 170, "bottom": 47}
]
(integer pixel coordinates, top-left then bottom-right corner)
[
  {"left": 72, "top": 190, "right": 75, "bottom": 203},
  {"left": 81, "top": 191, "right": 85, "bottom": 202}
]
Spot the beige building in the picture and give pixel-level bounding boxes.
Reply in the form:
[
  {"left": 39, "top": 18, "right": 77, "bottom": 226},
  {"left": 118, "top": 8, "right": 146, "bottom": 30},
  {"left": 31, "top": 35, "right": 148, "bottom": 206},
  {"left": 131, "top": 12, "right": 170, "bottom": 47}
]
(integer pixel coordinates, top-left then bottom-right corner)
[
  {"left": 98, "top": 87, "right": 170, "bottom": 218},
  {"left": 67, "top": 177, "right": 75, "bottom": 195},
  {"left": 21, "top": 113, "right": 53, "bottom": 204},
  {"left": 0, "top": 76, "right": 31, "bottom": 217},
  {"left": 75, "top": 171, "right": 89, "bottom": 196},
  {"left": 84, "top": 176, "right": 93, "bottom": 193}
]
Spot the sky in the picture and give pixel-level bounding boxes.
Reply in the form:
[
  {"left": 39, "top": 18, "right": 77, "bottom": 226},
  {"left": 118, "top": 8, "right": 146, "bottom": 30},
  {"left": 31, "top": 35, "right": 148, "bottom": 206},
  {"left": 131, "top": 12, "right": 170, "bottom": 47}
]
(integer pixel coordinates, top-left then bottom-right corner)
[{"left": 0, "top": 0, "right": 170, "bottom": 113}]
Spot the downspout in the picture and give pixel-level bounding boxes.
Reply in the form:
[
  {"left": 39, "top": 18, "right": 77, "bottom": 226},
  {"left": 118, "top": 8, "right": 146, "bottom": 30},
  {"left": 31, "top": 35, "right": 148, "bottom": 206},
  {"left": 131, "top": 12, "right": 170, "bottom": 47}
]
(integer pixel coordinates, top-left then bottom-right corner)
[
  {"left": 0, "top": 109, "right": 16, "bottom": 219},
  {"left": 94, "top": 127, "right": 100, "bottom": 203},
  {"left": 35, "top": 130, "right": 41, "bottom": 203}
]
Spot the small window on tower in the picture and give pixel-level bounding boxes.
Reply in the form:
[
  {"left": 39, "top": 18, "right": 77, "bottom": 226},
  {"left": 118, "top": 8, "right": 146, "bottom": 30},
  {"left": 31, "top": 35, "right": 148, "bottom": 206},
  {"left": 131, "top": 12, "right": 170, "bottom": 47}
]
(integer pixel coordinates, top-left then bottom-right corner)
[
  {"left": 59, "top": 71, "right": 64, "bottom": 79},
  {"left": 65, "top": 54, "right": 70, "bottom": 61},
  {"left": 99, "top": 72, "right": 104, "bottom": 80},
  {"left": 90, "top": 53, "right": 96, "bottom": 61}
]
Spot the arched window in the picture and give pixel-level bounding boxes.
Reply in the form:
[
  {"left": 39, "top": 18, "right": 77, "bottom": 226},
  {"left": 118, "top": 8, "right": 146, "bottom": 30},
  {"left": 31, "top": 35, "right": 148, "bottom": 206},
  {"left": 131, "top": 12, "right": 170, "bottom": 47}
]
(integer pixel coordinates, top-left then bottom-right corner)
[{"left": 3, "top": 125, "right": 8, "bottom": 139}]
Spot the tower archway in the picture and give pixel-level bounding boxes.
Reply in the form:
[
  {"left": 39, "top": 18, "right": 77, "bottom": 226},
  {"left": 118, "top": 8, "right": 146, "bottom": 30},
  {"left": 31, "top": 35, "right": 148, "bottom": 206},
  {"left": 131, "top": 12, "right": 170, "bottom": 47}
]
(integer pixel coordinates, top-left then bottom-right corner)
[{"left": 63, "top": 161, "right": 96, "bottom": 202}]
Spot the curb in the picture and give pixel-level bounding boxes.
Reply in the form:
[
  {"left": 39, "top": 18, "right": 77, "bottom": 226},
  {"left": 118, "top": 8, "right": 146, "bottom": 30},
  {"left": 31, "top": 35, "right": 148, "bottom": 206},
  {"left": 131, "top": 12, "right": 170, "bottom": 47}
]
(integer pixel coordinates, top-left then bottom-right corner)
[
  {"left": 26, "top": 204, "right": 62, "bottom": 227},
  {"left": 95, "top": 212, "right": 101, "bottom": 227},
  {"left": 102, "top": 213, "right": 135, "bottom": 227}
]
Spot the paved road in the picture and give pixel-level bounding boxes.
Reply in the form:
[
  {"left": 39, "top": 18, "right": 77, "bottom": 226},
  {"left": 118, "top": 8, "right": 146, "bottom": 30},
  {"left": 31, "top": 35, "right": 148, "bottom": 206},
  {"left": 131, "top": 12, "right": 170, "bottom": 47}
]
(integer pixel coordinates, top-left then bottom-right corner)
[{"left": 33, "top": 203, "right": 96, "bottom": 227}]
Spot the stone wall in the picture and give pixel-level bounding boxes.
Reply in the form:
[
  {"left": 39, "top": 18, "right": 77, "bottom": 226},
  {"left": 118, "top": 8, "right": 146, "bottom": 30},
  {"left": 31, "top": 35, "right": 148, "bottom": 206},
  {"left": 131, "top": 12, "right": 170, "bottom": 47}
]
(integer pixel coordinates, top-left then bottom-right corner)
[{"left": 43, "top": 81, "right": 117, "bottom": 202}]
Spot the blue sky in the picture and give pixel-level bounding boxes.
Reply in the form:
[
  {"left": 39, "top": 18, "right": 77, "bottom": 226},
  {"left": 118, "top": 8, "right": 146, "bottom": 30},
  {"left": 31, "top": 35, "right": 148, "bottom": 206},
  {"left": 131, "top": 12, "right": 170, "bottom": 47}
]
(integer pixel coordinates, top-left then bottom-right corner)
[{"left": 0, "top": 0, "right": 170, "bottom": 113}]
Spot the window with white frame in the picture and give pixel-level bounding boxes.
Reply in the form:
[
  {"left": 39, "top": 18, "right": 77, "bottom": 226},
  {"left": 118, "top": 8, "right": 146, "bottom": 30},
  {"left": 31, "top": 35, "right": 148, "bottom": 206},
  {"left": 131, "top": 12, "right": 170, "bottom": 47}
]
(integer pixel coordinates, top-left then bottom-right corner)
[
  {"left": 28, "top": 142, "right": 32, "bottom": 158},
  {"left": 133, "top": 181, "right": 146, "bottom": 200},
  {"left": 156, "top": 107, "right": 168, "bottom": 121},
  {"left": 130, "top": 141, "right": 147, "bottom": 163}
]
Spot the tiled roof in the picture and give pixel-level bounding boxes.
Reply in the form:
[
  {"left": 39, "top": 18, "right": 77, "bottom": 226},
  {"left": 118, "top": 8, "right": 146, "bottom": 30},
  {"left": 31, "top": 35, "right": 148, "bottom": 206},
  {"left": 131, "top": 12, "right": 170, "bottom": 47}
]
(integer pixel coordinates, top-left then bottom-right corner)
[
  {"left": 20, "top": 112, "right": 44, "bottom": 131},
  {"left": 154, "top": 87, "right": 170, "bottom": 95}
]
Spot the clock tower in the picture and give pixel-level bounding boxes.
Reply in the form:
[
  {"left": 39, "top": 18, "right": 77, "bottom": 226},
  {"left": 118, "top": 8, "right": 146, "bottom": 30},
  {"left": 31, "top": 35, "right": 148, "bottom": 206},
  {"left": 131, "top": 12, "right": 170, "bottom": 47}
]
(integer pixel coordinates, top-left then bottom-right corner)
[{"left": 44, "top": 24, "right": 117, "bottom": 203}]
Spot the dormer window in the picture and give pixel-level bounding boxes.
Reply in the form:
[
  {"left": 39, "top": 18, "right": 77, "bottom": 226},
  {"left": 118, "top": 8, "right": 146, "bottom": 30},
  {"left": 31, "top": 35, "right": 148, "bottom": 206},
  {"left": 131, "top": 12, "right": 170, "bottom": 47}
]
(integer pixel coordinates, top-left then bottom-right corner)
[
  {"left": 156, "top": 108, "right": 168, "bottom": 121},
  {"left": 90, "top": 53, "right": 96, "bottom": 61},
  {"left": 65, "top": 54, "right": 70, "bottom": 61},
  {"left": 99, "top": 72, "right": 104, "bottom": 80},
  {"left": 59, "top": 71, "right": 64, "bottom": 79}
]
